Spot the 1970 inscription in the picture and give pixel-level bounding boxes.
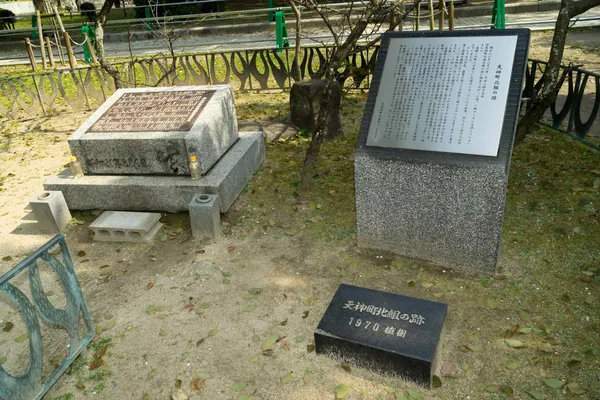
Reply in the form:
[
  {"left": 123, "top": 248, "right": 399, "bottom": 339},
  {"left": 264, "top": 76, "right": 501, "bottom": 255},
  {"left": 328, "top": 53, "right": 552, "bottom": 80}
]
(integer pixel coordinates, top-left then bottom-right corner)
[{"left": 87, "top": 90, "right": 215, "bottom": 133}]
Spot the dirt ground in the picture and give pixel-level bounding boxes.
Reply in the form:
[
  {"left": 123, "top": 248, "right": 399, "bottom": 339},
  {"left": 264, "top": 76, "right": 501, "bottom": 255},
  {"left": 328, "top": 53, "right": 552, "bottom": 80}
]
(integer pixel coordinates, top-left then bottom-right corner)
[{"left": 0, "top": 31, "right": 599, "bottom": 400}]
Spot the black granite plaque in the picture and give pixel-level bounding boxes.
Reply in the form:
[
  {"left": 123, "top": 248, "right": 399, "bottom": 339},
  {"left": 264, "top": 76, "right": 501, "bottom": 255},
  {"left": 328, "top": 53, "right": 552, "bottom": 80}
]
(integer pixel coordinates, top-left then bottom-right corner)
[
  {"left": 315, "top": 284, "right": 447, "bottom": 386},
  {"left": 87, "top": 89, "right": 215, "bottom": 133}
]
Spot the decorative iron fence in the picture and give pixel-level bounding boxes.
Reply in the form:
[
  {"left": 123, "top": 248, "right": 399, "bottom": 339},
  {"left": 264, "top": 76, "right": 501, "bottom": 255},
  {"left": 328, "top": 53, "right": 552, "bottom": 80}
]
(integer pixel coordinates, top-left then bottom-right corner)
[
  {"left": 0, "top": 234, "right": 94, "bottom": 400},
  {"left": 0, "top": 46, "right": 598, "bottom": 149}
]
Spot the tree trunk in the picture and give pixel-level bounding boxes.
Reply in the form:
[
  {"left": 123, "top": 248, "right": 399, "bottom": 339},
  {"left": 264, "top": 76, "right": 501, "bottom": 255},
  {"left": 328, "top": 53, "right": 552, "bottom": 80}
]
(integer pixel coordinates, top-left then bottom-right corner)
[
  {"left": 33, "top": 0, "right": 57, "bottom": 13},
  {"left": 288, "top": 1, "right": 302, "bottom": 81},
  {"left": 515, "top": 0, "right": 600, "bottom": 143},
  {"left": 299, "top": 80, "right": 334, "bottom": 191},
  {"left": 95, "top": 0, "right": 122, "bottom": 88}
]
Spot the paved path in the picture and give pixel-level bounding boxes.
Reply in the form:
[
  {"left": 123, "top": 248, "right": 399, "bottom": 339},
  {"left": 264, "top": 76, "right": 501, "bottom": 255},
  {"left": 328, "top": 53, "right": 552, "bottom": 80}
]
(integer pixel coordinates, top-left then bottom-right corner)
[{"left": 1, "top": 6, "right": 599, "bottom": 65}]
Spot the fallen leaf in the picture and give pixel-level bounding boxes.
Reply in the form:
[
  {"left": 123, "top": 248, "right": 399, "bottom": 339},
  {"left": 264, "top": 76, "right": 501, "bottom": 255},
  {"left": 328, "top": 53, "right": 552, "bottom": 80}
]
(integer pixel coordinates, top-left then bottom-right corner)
[
  {"left": 406, "top": 389, "right": 423, "bottom": 399},
  {"left": 566, "top": 359, "right": 582, "bottom": 368},
  {"left": 191, "top": 377, "right": 204, "bottom": 391},
  {"left": 486, "top": 386, "right": 500, "bottom": 393},
  {"left": 146, "top": 281, "right": 155, "bottom": 290},
  {"left": 242, "top": 305, "right": 257, "bottom": 312},
  {"left": 519, "top": 309, "right": 531, "bottom": 322},
  {"left": 340, "top": 364, "right": 351, "bottom": 373},
  {"left": 223, "top": 277, "right": 231, "bottom": 284},
  {"left": 506, "top": 362, "right": 518, "bottom": 370},
  {"left": 505, "top": 339, "right": 526, "bottom": 348},
  {"left": 384, "top": 387, "right": 396, "bottom": 393},
  {"left": 303, "top": 374, "right": 310, "bottom": 384},
  {"left": 248, "top": 288, "right": 263, "bottom": 295},
  {"left": 303, "top": 297, "right": 316, "bottom": 305},
  {"left": 1, "top": 256, "right": 12, "bottom": 262},
  {"left": 2, "top": 322, "right": 14, "bottom": 332},
  {"left": 196, "top": 338, "right": 205, "bottom": 346},
  {"left": 281, "top": 371, "right": 292, "bottom": 384},
  {"left": 228, "top": 246, "right": 236, "bottom": 253},
  {"left": 77, "top": 250, "right": 86, "bottom": 257},
  {"left": 524, "top": 389, "right": 547, "bottom": 399},
  {"left": 14, "top": 333, "right": 28, "bottom": 343},
  {"left": 500, "top": 386, "right": 514, "bottom": 397},
  {"left": 295, "top": 335, "right": 305, "bottom": 343},
  {"left": 208, "top": 327, "right": 217, "bottom": 337},
  {"left": 334, "top": 384, "right": 349, "bottom": 399},
  {"left": 566, "top": 382, "right": 585, "bottom": 394},
  {"left": 231, "top": 383, "right": 247, "bottom": 391},
  {"left": 487, "top": 299, "right": 499, "bottom": 309},
  {"left": 0, "top": 356, "right": 6, "bottom": 365},
  {"left": 421, "top": 282, "right": 433, "bottom": 288},
  {"left": 302, "top": 311, "right": 309, "bottom": 319},
  {"left": 103, "top": 319, "right": 116, "bottom": 332},
  {"left": 538, "top": 342, "right": 552, "bottom": 352},
  {"left": 432, "top": 375, "right": 442, "bottom": 388},
  {"left": 198, "top": 302, "right": 212, "bottom": 309},
  {"left": 543, "top": 378, "right": 564, "bottom": 389},
  {"left": 252, "top": 335, "right": 260, "bottom": 342},
  {"left": 307, "top": 343, "right": 315, "bottom": 353},
  {"left": 517, "top": 327, "right": 533, "bottom": 334}
]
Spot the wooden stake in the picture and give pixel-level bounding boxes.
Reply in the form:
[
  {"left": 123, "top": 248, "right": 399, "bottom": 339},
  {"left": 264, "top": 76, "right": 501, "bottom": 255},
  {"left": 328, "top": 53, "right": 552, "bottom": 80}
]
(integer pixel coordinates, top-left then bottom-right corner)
[
  {"left": 449, "top": 0, "right": 455, "bottom": 30},
  {"left": 415, "top": 1, "right": 420, "bottom": 31},
  {"left": 85, "top": 37, "right": 98, "bottom": 64},
  {"left": 36, "top": 10, "right": 47, "bottom": 69},
  {"left": 25, "top": 38, "right": 37, "bottom": 71},
  {"left": 439, "top": 0, "right": 444, "bottom": 31},
  {"left": 63, "top": 32, "right": 77, "bottom": 69},
  {"left": 428, "top": 0, "right": 434, "bottom": 31},
  {"left": 53, "top": 6, "right": 65, "bottom": 33},
  {"left": 45, "top": 36, "right": 55, "bottom": 68}
]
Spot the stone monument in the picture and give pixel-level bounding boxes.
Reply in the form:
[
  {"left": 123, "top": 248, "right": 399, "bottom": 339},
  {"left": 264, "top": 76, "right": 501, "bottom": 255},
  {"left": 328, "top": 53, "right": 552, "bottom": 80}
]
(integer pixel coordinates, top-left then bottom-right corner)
[
  {"left": 355, "top": 30, "right": 530, "bottom": 273},
  {"left": 315, "top": 284, "right": 447, "bottom": 387},
  {"left": 45, "top": 86, "right": 264, "bottom": 233}
]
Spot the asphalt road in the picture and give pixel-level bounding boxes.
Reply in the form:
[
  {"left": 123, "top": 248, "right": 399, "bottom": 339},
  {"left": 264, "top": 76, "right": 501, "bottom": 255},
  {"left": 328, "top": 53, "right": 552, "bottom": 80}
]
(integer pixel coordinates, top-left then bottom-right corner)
[{"left": 1, "top": 6, "right": 599, "bottom": 66}]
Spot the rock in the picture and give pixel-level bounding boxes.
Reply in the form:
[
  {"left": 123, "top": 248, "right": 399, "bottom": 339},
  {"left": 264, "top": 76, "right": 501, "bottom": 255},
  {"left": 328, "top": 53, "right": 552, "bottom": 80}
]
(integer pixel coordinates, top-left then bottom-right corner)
[
  {"left": 192, "top": 260, "right": 216, "bottom": 274},
  {"left": 290, "top": 79, "right": 343, "bottom": 140}
]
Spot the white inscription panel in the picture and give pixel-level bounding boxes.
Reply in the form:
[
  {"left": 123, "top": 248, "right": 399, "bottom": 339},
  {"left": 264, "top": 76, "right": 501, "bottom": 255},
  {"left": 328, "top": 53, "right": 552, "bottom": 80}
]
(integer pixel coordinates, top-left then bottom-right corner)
[{"left": 366, "top": 35, "right": 518, "bottom": 156}]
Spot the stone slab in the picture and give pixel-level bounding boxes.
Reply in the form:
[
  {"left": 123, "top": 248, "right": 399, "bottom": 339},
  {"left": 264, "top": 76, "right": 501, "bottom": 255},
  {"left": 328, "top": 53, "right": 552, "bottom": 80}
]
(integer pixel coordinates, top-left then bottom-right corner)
[
  {"left": 29, "top": 191, "right": 72, "bottom": 234},
  {"left": 68, "top": 85, "right": 238, "bottom": 176},
  {"left": 315, "top": 284, "right": 447, "bottom": 387},
  {"left": 89, "top": 211, "right": 161, "bottom": 233},
  {"left": 45, "top": 131, "right": 265, "bottom": 213},
  {"left": 355, "top": 30, "right": 530, "bottom": 274}
]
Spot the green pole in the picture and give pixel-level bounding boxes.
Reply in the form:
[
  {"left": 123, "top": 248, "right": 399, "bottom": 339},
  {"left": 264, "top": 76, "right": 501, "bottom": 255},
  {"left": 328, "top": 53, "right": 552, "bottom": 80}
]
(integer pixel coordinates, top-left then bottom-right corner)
[
  {"left": 32, "top": 15, "right": 39, "bottom": 40},
  {"left": 82, "top": 25, "right": 91, "bottom": 63},
  {"left": 491, "top": 0, "right": 505, "bottom": 29},
  {"left": 145, "top": 6, "right": 152, "bottom": 31},
  {"left": 268, "top": 0, "right": 275, "bottom": 22},
  {"left": 275, "top": 10, "right": 289, "bottom": 52}
]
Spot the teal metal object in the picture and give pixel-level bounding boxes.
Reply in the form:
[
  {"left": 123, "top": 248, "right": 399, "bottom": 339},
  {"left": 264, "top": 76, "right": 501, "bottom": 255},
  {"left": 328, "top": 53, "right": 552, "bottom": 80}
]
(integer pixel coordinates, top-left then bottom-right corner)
[
  {"left": 81, "top": 24, "right": 96, "bottom": 63},
  {"left": 491, "top": 0, "right": 505, "bottom": 29},
  {"left": 268, "top": 0, "right": 275, "bottom": 22},
  {"left": 31, "top": 15, "right": 38, "bottom": 40},
  {"left": 275, "top": 9, "right": 289, "bottom": 52},
  {"left": 145, "top": 6, "right": 152, "bottom": 31},
  {"left": 0, "top": 234, "right": 94, "bottom": 400}
]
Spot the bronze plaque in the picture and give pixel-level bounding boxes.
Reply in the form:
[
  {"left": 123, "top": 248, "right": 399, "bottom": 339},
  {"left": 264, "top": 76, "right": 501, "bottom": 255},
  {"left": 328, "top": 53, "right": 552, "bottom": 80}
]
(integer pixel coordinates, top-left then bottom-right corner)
[{"left": 87, "top": 90, "right": 215, "bottom": 133}]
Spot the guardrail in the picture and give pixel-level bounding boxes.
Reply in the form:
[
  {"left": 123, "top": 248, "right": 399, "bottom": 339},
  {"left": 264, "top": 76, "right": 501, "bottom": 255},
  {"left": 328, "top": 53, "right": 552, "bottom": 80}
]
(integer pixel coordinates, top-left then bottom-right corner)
[{"left": 0, "top": 46, "right": 598, "bottom": 149}]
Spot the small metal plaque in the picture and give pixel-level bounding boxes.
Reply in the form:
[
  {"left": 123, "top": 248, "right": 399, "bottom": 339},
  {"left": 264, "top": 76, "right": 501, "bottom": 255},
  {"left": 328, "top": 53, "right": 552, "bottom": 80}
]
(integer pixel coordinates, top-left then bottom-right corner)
[{"left": 87, "top": 90, "right": 215, "bottom": 133}]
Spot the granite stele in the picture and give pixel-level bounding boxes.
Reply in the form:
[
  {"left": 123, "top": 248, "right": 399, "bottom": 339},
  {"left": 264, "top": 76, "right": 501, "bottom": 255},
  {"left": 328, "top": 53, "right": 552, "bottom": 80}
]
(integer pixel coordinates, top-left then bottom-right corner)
[
  {"left": 355, "top": 29, "right": 530, "bottom": 273},
  {"left": 45, "top": 85, "right": 264, "bottom": 219}
]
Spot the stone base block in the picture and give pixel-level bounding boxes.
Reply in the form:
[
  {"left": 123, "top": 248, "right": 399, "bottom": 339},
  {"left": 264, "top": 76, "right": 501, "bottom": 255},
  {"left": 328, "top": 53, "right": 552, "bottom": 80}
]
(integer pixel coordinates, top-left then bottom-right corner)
[
  {"left": 29, "top": 191, "right": 72, "bottom": 234},
  {"left": 355, "top": 152, "right": 509, "bottom": 274},
  {"left": 89, "top": 211, "right": 163, "bottom": 243},
  {"left": 189, "top": 194, "right": 221, "bottom": 240},
  {"left": 44, "top": 131, "right": 265, "bottom": 213}
]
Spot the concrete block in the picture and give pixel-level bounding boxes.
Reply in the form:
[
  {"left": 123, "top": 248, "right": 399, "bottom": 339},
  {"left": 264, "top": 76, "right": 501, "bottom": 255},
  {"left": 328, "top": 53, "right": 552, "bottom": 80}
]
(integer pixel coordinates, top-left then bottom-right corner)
[
  {"left": 45, "top": 131, "right": 265, "bottom": 213},
  {"left": 89, "top": 211, "right": 163, "bottom": 243},
  {"left": 29, "top": 191, "right": 72, "bottom": 234},
  {"left": 68, "top": 85, "right": 238, "bottom": 176},
  {"left": 189, "top": 194, "right": 221, "bottom": 240}
]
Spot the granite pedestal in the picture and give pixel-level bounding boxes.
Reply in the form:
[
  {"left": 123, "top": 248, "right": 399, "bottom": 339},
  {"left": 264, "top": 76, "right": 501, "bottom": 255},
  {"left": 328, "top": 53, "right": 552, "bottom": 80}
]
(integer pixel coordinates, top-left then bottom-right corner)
[
  {"left": 45, "top": 131, "right": 264, "bottom": 213},
  {"left": 68, "top": 85, "right": 238, "bottom": 176}
]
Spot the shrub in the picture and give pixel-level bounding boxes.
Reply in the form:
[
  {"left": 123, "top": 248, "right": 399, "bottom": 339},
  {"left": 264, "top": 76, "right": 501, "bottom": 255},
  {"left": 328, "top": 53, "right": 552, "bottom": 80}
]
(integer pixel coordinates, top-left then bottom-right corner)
[
  {"left": 80, "top": 2, "right": 97, "bottom": 23},
  {"left": 0, "top": 9, "right": 16, "bottom": 30}
]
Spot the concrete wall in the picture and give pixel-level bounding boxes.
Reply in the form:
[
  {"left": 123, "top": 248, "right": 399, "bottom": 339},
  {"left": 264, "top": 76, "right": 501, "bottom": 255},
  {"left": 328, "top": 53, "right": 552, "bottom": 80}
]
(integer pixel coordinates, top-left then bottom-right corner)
[{"left": 0, "top": 1, "right": 35, "bottom": 16}]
